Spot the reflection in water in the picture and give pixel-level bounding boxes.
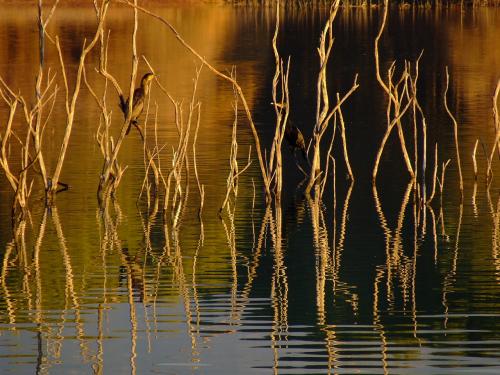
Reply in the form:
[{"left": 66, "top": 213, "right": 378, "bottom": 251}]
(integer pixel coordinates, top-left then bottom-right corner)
[
  {"left": 1, "top": 3, "right": 500, "bottom": 374},
  {"left": 310, "top": 177, "right": 360, "bottom": 373},
  {"left": 2, "top": 178, "right": 500, "bottom": 372},
  {"left": 269, "top": 204, "right": 289, "bottom": 374},
  {"left": 372, "top": 182, "right": 415, "bottom": 315},
  {"left": 487, "top": 190, "right": 500, "bottom": 282},
  {"left": 101, "top": 199, "right": 142, "bottom": 374},
  {"left": 442, "top": 201, "right": 463, "bottom": 330}
]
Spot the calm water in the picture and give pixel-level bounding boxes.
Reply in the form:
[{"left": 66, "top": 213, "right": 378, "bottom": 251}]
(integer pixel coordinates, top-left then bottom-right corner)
[{"left": 1, "top": 3, "right": 500, "bottom": 374}]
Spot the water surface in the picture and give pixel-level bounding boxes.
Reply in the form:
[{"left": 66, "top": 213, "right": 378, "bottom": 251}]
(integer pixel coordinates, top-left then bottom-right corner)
[{"left": 0, "top": 3, "right": 500, "bottom": 374}]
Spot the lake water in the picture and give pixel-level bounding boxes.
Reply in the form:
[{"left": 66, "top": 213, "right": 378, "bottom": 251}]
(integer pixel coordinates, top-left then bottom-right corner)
[{"left": 1, "top": 3, "right": 500, "bottom": 374}]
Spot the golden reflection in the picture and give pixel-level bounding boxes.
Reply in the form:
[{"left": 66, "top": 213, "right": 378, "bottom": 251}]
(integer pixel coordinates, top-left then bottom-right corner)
[
  {"left": 192, "top": 205, "right": 270, "bottom": 357},
  {"left": 93, "top": 206, "right": 107, "bottom": 375},
  {"left": 442, "top": 201, "right": 463, "bottom": 330},
  {"left": 92, "top": 303, "right": 104, "bottom": 375},
  {"left": 494, "top": 195, "right": 500, "bottom": 282},
  {"left": 3, "top": 222, "right": 32, "bottom": 323},
  {"left": 269, "top": 203, "right": 289, "bottom": 375},
  {"left": 164, "top": 221, "right": 200, "bottom": 364},
  {"left": 191, "top": 222, "right": 204, "bottom": 345},
  {"left": 138, "top": 198, "right": 159, "bottom": 354},
  {"left": 373, "top": 265, "right": 389, "bottom": 375},
  {"left": 1, "top": 238, "right": 18, "bottom": 327},
  {"left": 307, "top": 181, "right": 359, "bottom": 374},
  {"left": 100, "top": 200, "right": 139, "bottom": 374},
  {"left": 472, "top": 181, "right": 478, "bottom": 218},
  {"left": 95, "top": 192, "right": 112, "bottom": 375},
  {"left": 33, "top": 209, "right": 48, "bottom": 370},
  {"left": 0, "top": 207, "right": 103, "bottom": 373},
  {"left": 52, "top": 207, "right": 90, "bottom": 362},
  {"left": 372, "top": 179, "right": 431, "bottom": 368},
  {"left": 487, "top": 189, "right": 500, "bottom": 282},
  {"left": 309, "top": 191, "right": 328, "bottom": 321},
  {"left": 127, "top": 263, "right": 138, "bottom": 374},
  {"left": 39, "top": 210, "right": 61, "bottom": 373},
  {"left": 372, "top": 182, "right": 417, "bottom": 326},
  {"left": 177, "top": 228, "right": 201, "bottom": 363},
  {"left": 233, "top": 206, "right": 271, "bottom": 324},
  {"left": 323, "top": 324, "right": 338, "bottom": 375},
  {"left": 437, "top": 160, "right": 451, "bottom": 241},
  {"left": 311, "top": 186, "right": 359, "bottom": 315},
  {"left": 420, "top": 185, "right": 427, "bottom": 238},
  {"left": 372, "top": 183, "right": 394, "bottom": 306},
  {"left": 221, "top": 203, "right": 239, "bottom": 322},
  {"left": 428, "top": 204, "right": 439, "bottom": 265},
  {"left": 411, "top": 197, "right": 421, "bottom": 346},
  {"left": 334, "top": 181, "right": 357, "bottom": 312},
  {"left": 0, "top": 219, "right": 34, "bottom": 325},
  {"left": 395, "top": 182, "right": 413, "bottom": 312}
]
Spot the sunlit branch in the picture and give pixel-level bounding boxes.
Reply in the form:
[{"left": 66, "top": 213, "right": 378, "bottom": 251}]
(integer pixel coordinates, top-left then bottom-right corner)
[{"left": 443, "top": 67, "right": 463, "bottom": 197}]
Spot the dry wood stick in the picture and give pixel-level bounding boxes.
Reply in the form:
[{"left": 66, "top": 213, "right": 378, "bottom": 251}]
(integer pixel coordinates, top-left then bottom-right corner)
[
  {"left": 472, "top": 139, "right": 479, "bottom": 181},
  {"left": 51, "top": 2, "right": 110, "bottom": 201},
  {"left": 268, "top": 1, "right": 291, "bottom": 202},
  {"left": 305, "top": 0, "right": 359, "bottom": 195},
  {"left": 443, "top": 67, "right": 463, "bottom": 197},
  {"left": 117, "top": 0, "right": 272, "bottom": 201},
  {"left": 373, "top": 0, "right": 414, "bottom": 180},
  {"left": 486, "top": 80, "right": 500, "bottom": 181},
  {"left": 337, "top": 93, "right": 354, "bottom": 181},
  {"left": 427, "top": 143, "right": 438, "bottom": 204},
  {"left": 192, "top": 103, "right": 204, "bottom": 220}
]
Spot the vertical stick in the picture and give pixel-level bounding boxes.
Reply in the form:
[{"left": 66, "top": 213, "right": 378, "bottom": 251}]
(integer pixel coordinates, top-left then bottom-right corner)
[
  {"left": 192, "top": 103, "right": 204, "bottom": 219},
  {"left": 410, "top": 51, "right": 426, "bottom": 204},
  {"left": 305, "top": 0, "right": 339, "bottom": 195},
  {"left": 35, "top": 0, "right": 48, "bottom": 188},
  {"left": 337, "top": 95, "right": 354, "bottom": 181},
  {"left": 372, "top": 0, "right": 414, "bottom": 181},
  {"left": 486, "top": 80, "right": 500, "bottom": 181},
  {"left": 411, "top": 62, "right": 418, "bottom": 187},
  {"left": 421, "top": 115, "right": 427, "bottom": 204},
  {"left": 305, "top": 0, "right": 358, "bottom": 195},
  {"left": 100, "top": 0, "right": 140, "bottom": 193},
  {"left": 34, "top": 0, "right": 59, "bottom": 191},
  {"left": 472, "top": 139, "right": 479, "bottom": 181},
  {"left": 51, "top": 3, "right": 110, "bottom": 202},
  {"left": 124, "top": 1, "right": 272, "bottom": 201},
  {"left": 427, "top": 143, "right": 438, "bottom": 204},
  {"left": 443, "top": 67, "right": 463, "bottom": 197},
  {"left": 439, "top": 159, "right": 451, "bottom": 206},
  {"left": 268, "top": 0, "right": 291, "bottom": 203}
]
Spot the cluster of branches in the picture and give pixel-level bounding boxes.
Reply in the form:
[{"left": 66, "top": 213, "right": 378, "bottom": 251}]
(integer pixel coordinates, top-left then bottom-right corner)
[
  {"left": 0, "top": 0, "right": 208, "bottom": 228},
  {"left": 0, "top": 0, "right": 106, "bottom": 220},
  {"left": 0, "top": 0, "right": 355, "bottom": 227},
  {"left": 1, "top": 3, "right": 500, "bottom": 365},
  {"left": 372, "top": 0, "right": 500, "bottom": 212},
  {"left": 2, "top": 0, "right": 499, "bottom": 231},
  {"left": 258, "top": 0, "right": 358, "bottom": 207}
]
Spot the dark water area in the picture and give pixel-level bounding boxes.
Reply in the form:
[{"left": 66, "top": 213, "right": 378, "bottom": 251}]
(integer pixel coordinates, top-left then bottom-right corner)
[{"left": 0, "top": 3, "right": 499, "bottom": 374}]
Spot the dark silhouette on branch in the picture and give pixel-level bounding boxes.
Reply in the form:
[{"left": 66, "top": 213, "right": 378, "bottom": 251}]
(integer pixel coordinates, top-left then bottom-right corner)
[
  {"left": 285, "top": 121, "right": 309, "bottom": 165},
  {"left": 119, "top": 72, "right": 155, "bottom": 135}
]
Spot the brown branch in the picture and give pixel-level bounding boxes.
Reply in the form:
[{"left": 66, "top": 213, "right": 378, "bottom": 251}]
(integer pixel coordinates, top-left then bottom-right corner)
[
  {"left": 115, "top": 0, "right": 271, "bottom": 201},
  {"left": 443, "top": 67, "right": 463, "bottom": 197},
  {"left": 486, "top": 79, "right": 500, "bottom": 182},
  {"left": 50, "top": 2, "right": 110, "bottom": 201}
]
